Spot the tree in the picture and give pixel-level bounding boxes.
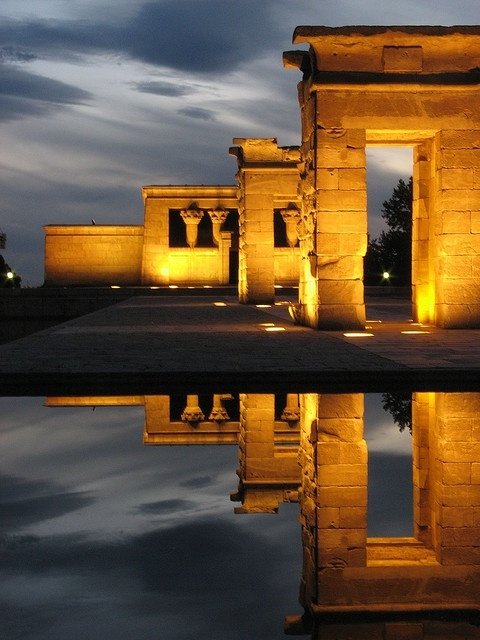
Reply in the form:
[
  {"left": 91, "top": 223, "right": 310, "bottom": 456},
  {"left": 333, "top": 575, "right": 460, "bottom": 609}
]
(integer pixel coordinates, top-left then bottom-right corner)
[
  {"left": 365, "top": 177, "right": 412, "bottom": 286},
  {"left": 381, "top": 392, "right": 412, "bottom": 433}
]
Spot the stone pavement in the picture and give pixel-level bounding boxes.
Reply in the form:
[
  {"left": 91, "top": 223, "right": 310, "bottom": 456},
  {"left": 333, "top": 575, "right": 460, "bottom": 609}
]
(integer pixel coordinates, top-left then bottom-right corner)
[{"left": 1, "top": 295, "right": 480, "bottom": 395}]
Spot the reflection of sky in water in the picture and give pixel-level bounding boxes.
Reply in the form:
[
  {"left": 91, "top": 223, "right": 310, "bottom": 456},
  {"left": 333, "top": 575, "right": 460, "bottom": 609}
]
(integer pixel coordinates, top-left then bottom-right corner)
[
  {"left": 365, "top": 394, "right": 413, "bottom": 537},
  {"left": 0, "top": 394, "right": 411, "bottom": 639},
  {"left": 0, "top": 397, "right": 302, "bottom": 640}
]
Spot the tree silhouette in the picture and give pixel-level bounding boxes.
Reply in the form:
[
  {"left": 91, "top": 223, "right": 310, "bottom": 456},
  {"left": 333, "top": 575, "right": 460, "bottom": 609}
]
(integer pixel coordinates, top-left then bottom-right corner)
[
  {"left": 365, "top": 177, "right": 412, "bottom": 286},
  {"left": 381, "top": 392, "right": 412, "bottom": 433}
]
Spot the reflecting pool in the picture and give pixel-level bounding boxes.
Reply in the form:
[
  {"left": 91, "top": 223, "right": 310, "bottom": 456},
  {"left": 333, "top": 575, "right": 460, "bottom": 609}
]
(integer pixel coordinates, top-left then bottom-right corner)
[{"left": 1, "top": 392, "right": 479, "bottom": 639}]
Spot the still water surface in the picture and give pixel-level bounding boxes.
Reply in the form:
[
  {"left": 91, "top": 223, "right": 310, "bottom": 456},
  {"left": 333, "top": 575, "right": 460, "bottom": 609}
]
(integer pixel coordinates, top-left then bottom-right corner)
[{"left": 0, "top": 394, "right": 412, "bottom": 639}]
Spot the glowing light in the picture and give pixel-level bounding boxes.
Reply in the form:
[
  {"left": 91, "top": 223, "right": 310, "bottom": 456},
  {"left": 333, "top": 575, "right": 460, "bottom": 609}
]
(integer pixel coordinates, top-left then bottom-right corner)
[
  {"left": 274, "top": 285, "right": 283, "bottom": 289},
  {"left": 401, "top": 330, "right": 431, "bottom": 335},
  {"left": 343, "top": 332, "right": 374, "bottom": 337},
  {"left": 110, "top": 285, "right": 120, "bottom": 289},
  {"left": 6, "top": 271, "right": 14, "bottom": 279},
  {"left": 366, "top": 319, "right": 382, "bottom": 323},
  {"left": 203, "top": 285, "right": 213, "bottom": 288},
  {"left": 382, "top": 271, "right": 390, "bottom": 280},
  {"left": 169, "top": 285, "right": 178, "bottom": 289},
  {"left": 265, "top": 326, "right": 286, "bottom": 332},
  {"left": 256, "top": 304, "right": 271, "bottom": 308},
  {"left": 149, "top": 286, "right": 159, "bottom": 290},
  {"left": 415, "top": 284, "right": 436, "bottom": 325},
  {"left": 213, "top": 302, "right": 227, "bottom": 307},
  {"left": 258, "top": 323, "right": 275, "bottom": 327}
]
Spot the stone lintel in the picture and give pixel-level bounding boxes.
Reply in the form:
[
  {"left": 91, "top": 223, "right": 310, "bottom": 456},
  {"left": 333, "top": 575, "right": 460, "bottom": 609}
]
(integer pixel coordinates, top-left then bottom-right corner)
[
  {"left": 291, "top": 26, "right": 480, "bottom": 78},
  {"left": 142, "top": 184, "right": 237, "bottom": 203},
  {"left": 44, "top": 225, "right": 144, "bottom": 236}
]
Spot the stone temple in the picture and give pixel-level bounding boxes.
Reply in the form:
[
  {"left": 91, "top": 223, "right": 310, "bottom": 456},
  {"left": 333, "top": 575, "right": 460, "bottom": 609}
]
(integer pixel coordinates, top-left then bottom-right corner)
[{"left": 44, "top": 26, "right": 480, "bottom": 329}]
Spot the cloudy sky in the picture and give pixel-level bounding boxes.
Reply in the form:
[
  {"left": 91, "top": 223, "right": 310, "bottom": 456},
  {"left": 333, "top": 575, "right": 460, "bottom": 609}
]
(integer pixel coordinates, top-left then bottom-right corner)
[
  {"left": 0, "top": 393, "right": 411, "bottom": 639},
  {"left": 1, "top": 0, "right": 479, "bottom": 284}
]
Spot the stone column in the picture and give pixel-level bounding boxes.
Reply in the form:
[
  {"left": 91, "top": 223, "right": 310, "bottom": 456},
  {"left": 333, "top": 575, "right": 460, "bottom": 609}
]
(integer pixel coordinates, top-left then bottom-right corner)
[
  {"left": 412, "top": 141, "right": 435, "bottom": 325},
  {"left": 280, "top": 204, "right": 300, "bottom": 248},
  {"left": 298, "top": 393, "right": 367, "bottom": 611},
  {"left": 435, "top": 130, "right": 480, "bottom": 327},
  {"left": 208, "top": 207, "right": 228, "bottom": 246},
  {"left": 298, "top": 125, "right": 367, "bottom": 329},
  {"left": 229, "top": 138, "right": 300, "bottom": 304},
  {"left": 180, "top": 205, "right": 204, "bottom": 248},
  {"left": 141, "top": 189, "right": 170, "bottom": 285}
]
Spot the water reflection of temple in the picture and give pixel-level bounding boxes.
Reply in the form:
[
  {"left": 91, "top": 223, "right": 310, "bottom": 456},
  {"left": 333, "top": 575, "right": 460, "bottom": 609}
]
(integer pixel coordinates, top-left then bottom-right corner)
[{"left": 46, "top": 392, "right": 480, "bottom": 638}]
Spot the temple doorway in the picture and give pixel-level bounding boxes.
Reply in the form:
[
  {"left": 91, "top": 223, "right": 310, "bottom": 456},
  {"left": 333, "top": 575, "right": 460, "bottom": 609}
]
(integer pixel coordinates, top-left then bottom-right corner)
[{"left": 365, "top": 146, "right": 413, "bottom": 323}]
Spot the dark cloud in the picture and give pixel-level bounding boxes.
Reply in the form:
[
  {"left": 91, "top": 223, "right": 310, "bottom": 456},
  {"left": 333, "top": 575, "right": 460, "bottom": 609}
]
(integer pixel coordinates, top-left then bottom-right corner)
[
  {"left": 179, "top": 475, "right": 215, "bottom": 488},
  {"left": 134, "top": 498, "right": 196, "bottom": 514},
  {"left": 0, "top": 474, "right": 94, "bottom": 532},
  {"left": 121, "top": 0, "right": 281, "bottom": 73},
  {"left": 0, "top": 1, "right": 282, "bottom": 74},
  {"left": 0, "top": 63, "right": 91, "bottom": 122},
  {"left": 0, "top": 517, "right": 301, "bottom": 639},
  {"left": 134, "top": 80, "right": 192, "bottom": 97},
  {"left": 0, "top": 45, "right": 36, "bottom": 62},
  {"left": 178, "top": 106, "right": 216, "bottom": 121}
]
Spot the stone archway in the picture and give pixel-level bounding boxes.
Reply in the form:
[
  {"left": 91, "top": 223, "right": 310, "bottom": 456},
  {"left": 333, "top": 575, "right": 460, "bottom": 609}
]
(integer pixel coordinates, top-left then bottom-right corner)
[{"left": 284, "top": 26, "right": 480, "bottom": 329}]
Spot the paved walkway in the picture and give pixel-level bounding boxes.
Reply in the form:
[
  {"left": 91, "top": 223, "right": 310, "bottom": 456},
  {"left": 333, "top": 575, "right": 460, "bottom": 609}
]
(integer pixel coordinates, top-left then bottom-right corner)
[{"left": 1, "top": 295, "right": 480, "bottom": 395}]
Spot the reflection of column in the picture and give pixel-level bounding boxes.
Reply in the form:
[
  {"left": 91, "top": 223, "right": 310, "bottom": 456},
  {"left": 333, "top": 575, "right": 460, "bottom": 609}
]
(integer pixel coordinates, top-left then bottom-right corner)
[
  {"left": 280, "top": 393, "right": 300, "bottom": 425},
  {"left": 180, "top": 205, "right": 204, "bottom": 248},
  {"left": 280, "top": 203, "right": 300, "bottom": 248},
  {"left": 209, "top": 393, "right": 231, "bottom": 423},
  {"left": 434, "top": 393, "right": 480, "bottom": 565},
  {"left": 208, "top": 207, "right": 228, "bottom": 246},
  {"left": 181, "top": 395, "right": 205, "bottom": 425},
  {"left": 233, "top": 393, "right": 300, "bottom": 513},
  {"left": 412, "top": 392, "right": 433, "bottom": 546},
  {"left": 297, "top": 393, "right": 367, "bottom": 615}
]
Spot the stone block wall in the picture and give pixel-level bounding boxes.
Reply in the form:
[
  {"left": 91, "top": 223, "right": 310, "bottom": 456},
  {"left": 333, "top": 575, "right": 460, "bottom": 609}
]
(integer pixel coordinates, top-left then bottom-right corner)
[
  {"left": 44, "top": 225, "right": 144, "bottom": 285},
  {"left": 235, "top": 393, "right": 300, "bottom": 513},
  {"left": 230, "top": 138, "right": 300, "bottom": 304},
  {"left": 434, "top": 131, "right": 480, "bottom": 327},
  {"left": 433, "top": 392, "right": 480, "bottom": 565},
  {"left": 296, "top": 99, "right": 367, "bottom": 329},
  {"left": 298, "top": 393, "right": 367, "bottom": 610}
]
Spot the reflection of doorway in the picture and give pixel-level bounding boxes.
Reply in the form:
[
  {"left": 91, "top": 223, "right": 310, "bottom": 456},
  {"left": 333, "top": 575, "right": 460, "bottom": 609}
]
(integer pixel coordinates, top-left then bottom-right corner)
[
  {"left": 365, "top": 147, "right": 413, "bottom": 323},
  {"left": 365, "top": 393, "right": 413, "bottom": 537}
]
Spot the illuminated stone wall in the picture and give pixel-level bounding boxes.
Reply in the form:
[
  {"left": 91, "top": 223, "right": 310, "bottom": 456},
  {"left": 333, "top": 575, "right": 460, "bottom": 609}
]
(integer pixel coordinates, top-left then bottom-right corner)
[
  {"left": 285, "top": 26, "right": 480, "bottom": 329},
  {"left": 44, "top": 225, "right": 144, "bottom": 286},
  {"left": 141, "top": 185, "right": 237, "bottom": 286},
  {"left": 230, "top": 138, "right": 301, "bottom": 303},
  {"left": 44, "top": 181, "right": 300, "bottom": 288},
  {"left": 292, "top": 391, "right": 480, "bottom": 638},
  {"left": 233, "top": 393, "right": 300, "bottom": 513},
  {"left": 298, "top": 393, "right": 367, "bottom": 610}
]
